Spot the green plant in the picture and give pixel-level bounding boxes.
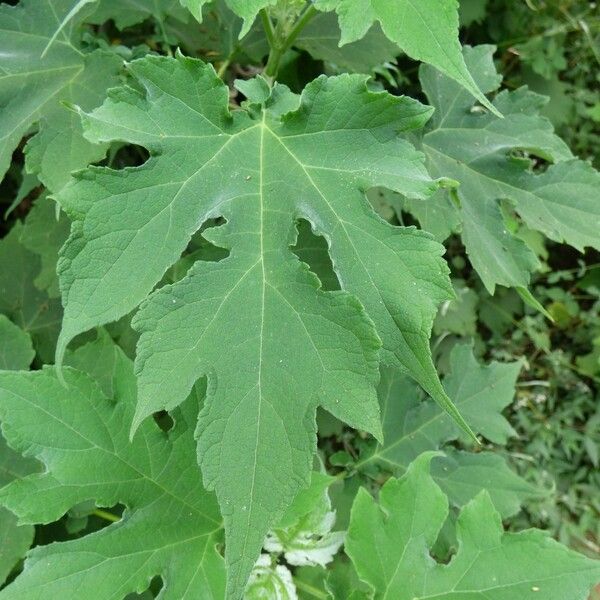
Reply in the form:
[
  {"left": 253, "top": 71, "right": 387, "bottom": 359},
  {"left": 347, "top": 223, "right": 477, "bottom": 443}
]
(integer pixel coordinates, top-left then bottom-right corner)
[{"left": 0, "top": 1, "right": 599, "bottom": 598}]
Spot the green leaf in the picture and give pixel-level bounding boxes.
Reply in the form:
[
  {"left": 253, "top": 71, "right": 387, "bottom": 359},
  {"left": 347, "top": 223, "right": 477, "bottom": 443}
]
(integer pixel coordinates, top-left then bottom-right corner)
[
  {"left": 314, "top": 0, "right": 499, "bottom": 115},
  {"left": 0, "top": 316, "right": 34, "bottom": 371},
  {"left": 459, "top": 0, "right": 489, "bottom": 27},
  {"left": 0, "top": 224, "right": 62, "bottom": 363},
  {"left": 181, "top": 0, "right": 276, "bottom": 36},
  {"left": 91, "top": 0, "right": 190, "bottom": 29},
  {"left": 40, "top": 0, "right": 98, "bottom": 57},
  {"left": 295, "top": 12, "right": 399, "bottom": 74},
  {"left": 433, "top": 279, "right": 478, "bottom": 337},
  {"left": 356, "top": 344, "right": 540, "bottom": 516},
  {"left": 19, "top": 196, "right": 70, "bottom": 298},
  {"left": 431, "top": 449, "right": 546, "bottom": 519},
  {"left": 346, "top": 453, "right": 600, "bottom": 600},
  {"left": 0, "top": 334, "right": 40, "bottom": 586},
  {"left": 0, "top": 436, "right": 38, "bottom": 586},
  {"left": 325, "top": 558, "right": 371, "bottom": 600},
  {"left": 56, "top": 54, "right": 467, "bottom": 595},
  {"left": 0, "top": 335, "right": 226, "bottom": 599},
  {"left": 419, "top": 45, "right": 600, "bottom": 293},
  {"left": 0, "top": 0, "right": 122, "bottom": 192}
]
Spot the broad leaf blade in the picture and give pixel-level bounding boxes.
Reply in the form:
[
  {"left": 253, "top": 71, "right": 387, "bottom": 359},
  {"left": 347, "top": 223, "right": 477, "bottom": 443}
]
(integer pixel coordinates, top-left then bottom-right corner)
[
  {"left": 0, "top": 224, "right": 62, "bottom": 363},
  {"left": 56, "top": 55, "right": 465, "bottom": 595},
  {"left": 356, "top": 344, "right": 540, "bottom": 516},
  {"left": 0, "top": 329, "right": 39, "bottom": 586},
  {"left": 0, "top": 335, "right": 225, "bottom": 599},
  {"left": 0, "top": 0, "right": 122, "bottom": 192}
]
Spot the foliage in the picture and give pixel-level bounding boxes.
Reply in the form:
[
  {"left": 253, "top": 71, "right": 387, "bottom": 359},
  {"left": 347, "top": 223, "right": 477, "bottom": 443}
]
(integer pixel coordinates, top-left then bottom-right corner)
[
  {"left": 346, "top": 453, "right": 600, "bottom": 599},
  {"left": 0, "top": 0, "right": 599, "bottom": 599}
]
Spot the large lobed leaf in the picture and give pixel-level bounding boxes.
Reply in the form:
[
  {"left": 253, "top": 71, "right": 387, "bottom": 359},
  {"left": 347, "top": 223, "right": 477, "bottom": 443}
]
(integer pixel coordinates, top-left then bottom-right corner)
[
  {"left": 55, "top": 54, "right": 464, "bottom": 596},
  {"left": 0, "top": 335, "right": 226, "bottom": 599},
  {"left": 346, "top": 453, "right": 600, "bottom": 599},
  {"left": 0, "top": 0, "right": 122, "bottom": 192},
  {"left": 417, "top": 45, "right": 600, "bottom": 293}
]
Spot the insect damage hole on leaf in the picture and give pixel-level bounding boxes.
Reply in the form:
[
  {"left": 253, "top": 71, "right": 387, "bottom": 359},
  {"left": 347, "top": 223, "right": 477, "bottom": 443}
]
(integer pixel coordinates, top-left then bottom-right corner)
[
  {"left": 291, "top": 218, "right": 341, "bottom": 292},
  {"left": 104, "top": 143, "right": 151, "bottom": 170}
]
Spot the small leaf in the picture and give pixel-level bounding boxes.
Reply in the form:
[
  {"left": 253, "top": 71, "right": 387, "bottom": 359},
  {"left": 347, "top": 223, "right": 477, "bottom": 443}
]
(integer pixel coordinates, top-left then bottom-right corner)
[{"left": 245, "top": 555, "right": 297, "bottom": 600}]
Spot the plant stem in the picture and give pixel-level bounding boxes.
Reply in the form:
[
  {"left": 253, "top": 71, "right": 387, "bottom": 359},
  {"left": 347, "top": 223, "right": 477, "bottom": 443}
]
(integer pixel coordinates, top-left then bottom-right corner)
[
  {"left": 93, "top": 509, "right": 120, "bottom": 523},
  {"left": 260, "top": 8, "right": 276, "bottom": 47},
  {"left": 282, "top": 5, "right": 318, "bottom": 54},
  {"left": 292, "top": 577, "right": 328, "bottom": 599},
  {"left": 263, "top": 4, "right": 318, "bottom": 81}
]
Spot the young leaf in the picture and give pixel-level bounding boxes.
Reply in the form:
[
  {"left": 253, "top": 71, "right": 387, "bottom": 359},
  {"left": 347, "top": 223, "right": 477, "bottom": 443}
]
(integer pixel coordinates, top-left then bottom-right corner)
[
  {"left": 346, "top": 453, "right": 600, "bottom": 599},
  {"left": 419, "top": 45, "right": 600, "bottom": 293},
  {"left": 55, "top": 54, "right": 466, "bottom": 595},
  {"left": 264, "top": 473, "right": 344, "bottom": 568},
  {"left": 314, "top": 0, "right": 499, "bottom": 115},
  {"left": 0, "top": 0, "right": 122, "bottom": 192},
  {"left": 245, "top": 555, "right": 297, "bottom": 600},
  {"left": 356, "top": 344, "right": 541, "bottom": 516},
  {"left": 0, "top": 335, "right": 226, "bottom": 599}
]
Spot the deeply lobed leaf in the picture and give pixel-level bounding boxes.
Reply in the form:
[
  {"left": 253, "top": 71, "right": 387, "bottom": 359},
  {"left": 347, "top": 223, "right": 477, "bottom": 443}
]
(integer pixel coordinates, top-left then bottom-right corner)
[
  {"left": 418, "top": 45, "right": 600, "bottom": 292},
  {"left": 314, "top": 0, "right": 499, "bottom": 114},
  {"left": 55, "top": 53, "right": 466, "bottom": 596},
  {"left": 356, "top": 344, "right": 541, "bottom": 517}
]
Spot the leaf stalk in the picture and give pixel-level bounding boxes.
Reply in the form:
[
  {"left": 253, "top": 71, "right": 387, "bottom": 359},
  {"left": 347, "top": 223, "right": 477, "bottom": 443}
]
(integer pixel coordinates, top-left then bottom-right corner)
[{"left": 263, "top": 4, "right": 318, "bottom": 81}]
